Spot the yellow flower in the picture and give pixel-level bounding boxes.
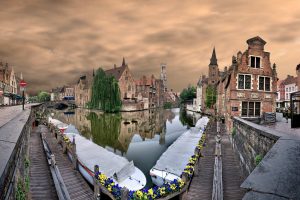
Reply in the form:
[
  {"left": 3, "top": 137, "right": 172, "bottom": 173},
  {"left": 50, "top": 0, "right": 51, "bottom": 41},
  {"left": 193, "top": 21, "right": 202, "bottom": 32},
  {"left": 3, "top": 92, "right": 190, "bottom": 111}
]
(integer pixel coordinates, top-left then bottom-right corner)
[
  {"left": 170, "top": 184, "right": 176, "bottom": 190},
  {"left": 136, "top": 191, "right": 143, "bottom": 198},
  {"left": 148, "top": 188, "right": 153, "bottom": 196},
  {"left": 107, "top": 185, "right": 112, "bottom": 192},
  {"left": 178, "top": 179, "right": 185, "bottom": 188}
]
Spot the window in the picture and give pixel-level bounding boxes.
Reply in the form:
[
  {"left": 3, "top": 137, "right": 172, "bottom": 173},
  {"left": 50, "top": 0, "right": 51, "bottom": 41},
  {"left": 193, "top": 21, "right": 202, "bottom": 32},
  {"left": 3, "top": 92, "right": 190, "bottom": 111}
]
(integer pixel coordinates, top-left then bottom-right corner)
[
  {"left": 242, "top": 102, "right": 261, "bottom": 117},
  {"left": 259, "top": 76, "right": 271, "bottom": 91},
  {"left": 250, "top": 56, "right": 261, "bottom": 68},
  {"left": 286, "top": 94, "right": 289, "bottom": 99},
  {"left": 238, "top": 74, "right": 251, "bottom": 89}
]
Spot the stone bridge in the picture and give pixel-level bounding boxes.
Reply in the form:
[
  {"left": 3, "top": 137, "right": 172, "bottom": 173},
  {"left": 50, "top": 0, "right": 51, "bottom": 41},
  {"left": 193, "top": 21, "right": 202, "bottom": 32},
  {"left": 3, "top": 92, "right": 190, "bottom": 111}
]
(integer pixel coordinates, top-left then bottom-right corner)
[{"left": 47, "top": 100, "right": 76, "bottom": 110}]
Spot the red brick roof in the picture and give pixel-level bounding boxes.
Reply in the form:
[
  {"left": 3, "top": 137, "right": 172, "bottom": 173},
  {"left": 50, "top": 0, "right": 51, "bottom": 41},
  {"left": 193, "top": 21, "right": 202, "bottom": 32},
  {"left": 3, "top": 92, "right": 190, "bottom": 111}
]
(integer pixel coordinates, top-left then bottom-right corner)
[
  {"left": 105, "top": 65, "right": 127, "bottom": 80},
  {"left": 283, "top": 75, "right": 297, "bottom": 85}
]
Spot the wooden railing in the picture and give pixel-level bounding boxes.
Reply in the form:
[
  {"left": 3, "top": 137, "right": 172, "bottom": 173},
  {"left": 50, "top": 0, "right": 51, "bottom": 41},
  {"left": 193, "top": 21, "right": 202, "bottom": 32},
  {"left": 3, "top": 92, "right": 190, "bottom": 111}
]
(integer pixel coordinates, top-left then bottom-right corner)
[
  {"left": 212, "top": 127, "right": 223, "bottom": 200},
  {"left": 40, "top": 132, "right": 71, "bottom": 200}
]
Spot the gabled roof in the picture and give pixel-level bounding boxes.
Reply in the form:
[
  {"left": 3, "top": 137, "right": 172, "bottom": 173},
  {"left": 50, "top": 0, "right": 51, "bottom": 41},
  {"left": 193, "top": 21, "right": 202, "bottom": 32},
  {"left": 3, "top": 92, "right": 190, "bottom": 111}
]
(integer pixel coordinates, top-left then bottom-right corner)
[
  {"left": 246, "top": 36, "right": 266, "bottom": 45},
  {"left": 283, "top": 75, "right": 297, "bottom": 85},
  {"left": 105, "top": 65, "right": 127, "bottom": 80}
]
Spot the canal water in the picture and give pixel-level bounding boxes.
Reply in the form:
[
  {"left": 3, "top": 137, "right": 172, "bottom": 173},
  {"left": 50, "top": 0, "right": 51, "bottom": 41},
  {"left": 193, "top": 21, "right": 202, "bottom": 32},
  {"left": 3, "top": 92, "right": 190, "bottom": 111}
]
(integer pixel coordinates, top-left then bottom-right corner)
[{"left": 50, "top": 108, "right": 201, "bottom": 187}]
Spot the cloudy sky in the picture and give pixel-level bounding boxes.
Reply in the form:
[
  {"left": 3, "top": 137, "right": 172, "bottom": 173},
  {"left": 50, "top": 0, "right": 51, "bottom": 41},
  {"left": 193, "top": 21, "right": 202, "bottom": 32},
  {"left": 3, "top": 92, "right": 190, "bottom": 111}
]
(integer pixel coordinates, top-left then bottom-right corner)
[{"left": 0, "top": 0, "right": 299, "bottom": 94}]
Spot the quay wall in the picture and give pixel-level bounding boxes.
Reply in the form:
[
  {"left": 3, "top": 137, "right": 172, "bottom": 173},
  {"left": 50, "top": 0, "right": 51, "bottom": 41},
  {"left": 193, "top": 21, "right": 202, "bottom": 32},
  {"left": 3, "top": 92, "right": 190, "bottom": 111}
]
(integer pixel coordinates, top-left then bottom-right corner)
[
  {"left": 231, "top": 117, "right": 281, "bottom": 176},
  {"left": 0, "top": 104, "right": 41, "bottom": 199}
]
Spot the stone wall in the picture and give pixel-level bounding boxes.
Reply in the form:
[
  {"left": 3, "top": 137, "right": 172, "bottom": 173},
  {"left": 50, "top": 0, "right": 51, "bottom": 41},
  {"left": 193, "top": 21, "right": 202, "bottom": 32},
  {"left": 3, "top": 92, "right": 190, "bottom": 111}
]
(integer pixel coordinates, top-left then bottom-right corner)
[{"left": 231, "top": 117, "right": 280, "bottom": 176}]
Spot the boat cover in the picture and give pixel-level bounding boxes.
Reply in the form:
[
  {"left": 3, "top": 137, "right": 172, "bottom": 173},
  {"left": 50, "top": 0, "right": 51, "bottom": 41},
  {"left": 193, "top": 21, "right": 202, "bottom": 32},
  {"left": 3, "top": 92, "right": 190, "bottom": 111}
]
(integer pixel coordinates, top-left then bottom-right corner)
[
  {"left": 152, "top": 117, "right": 209, "bottom": 177},
  {"left": 64, "top": 132, "right": 133, "bottom": 178}
]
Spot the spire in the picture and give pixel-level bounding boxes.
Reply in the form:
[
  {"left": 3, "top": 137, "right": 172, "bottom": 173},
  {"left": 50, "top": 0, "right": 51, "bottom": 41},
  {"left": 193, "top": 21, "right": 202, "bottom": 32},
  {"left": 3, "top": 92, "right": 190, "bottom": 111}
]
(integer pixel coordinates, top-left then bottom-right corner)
[
  {"left": 122, "top": 57, "right": 126, "bottom": 66},
  {"left": 210, "top": 47, "right": 218, "bottom": 66}
]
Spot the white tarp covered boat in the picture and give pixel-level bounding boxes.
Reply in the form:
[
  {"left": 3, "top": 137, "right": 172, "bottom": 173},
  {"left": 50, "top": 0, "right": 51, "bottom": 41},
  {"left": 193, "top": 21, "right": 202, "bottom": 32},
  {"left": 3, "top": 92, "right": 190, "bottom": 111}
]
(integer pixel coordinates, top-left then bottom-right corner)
[
  {"left": 150, "top": 116, "right": 209, "bottom": 186},
  {"left": 49, "top": 118, "right": 146, "bottom": 191}
]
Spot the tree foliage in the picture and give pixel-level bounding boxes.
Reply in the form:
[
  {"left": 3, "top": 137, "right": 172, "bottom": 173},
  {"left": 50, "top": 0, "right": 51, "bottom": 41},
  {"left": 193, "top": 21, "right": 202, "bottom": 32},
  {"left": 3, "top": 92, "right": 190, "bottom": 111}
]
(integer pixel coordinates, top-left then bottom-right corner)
[
  {"left": 205, "top": 85, "right": 217, "bottom": 108},
  {"left": 37, "top": 91, "right": 50, "bottom": 102},
  {"left": 179, "top": 86, "right": 196, "bottom": 103},
  {"left": 90, "top": 68, "right": 122, "bottom": 112}
]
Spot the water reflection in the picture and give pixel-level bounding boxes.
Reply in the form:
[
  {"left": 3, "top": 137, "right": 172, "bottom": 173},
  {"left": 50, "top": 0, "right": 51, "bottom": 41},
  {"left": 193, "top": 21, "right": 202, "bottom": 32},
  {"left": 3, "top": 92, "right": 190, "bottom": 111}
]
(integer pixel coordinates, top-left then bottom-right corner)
[{"left": 51, "top": 108, "right": 200, "bottom": 186}]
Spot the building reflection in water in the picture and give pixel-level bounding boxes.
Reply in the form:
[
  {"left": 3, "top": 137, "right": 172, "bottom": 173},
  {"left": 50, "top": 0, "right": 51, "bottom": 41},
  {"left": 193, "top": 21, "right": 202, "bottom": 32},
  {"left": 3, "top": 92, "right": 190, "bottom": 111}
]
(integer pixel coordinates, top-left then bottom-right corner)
[
  {"left": 51, "top": 108, "right": 200, "bottom": 186},
  {"left": 52, "top": 108, "right": 177, "bottom": 154}
]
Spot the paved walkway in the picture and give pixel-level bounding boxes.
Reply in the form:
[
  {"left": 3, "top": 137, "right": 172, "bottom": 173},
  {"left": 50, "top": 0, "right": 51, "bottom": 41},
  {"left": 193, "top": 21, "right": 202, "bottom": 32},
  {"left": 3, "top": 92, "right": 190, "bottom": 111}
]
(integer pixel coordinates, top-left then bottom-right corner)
[
  {"left": 0, "top": 106, "right": 24, "bottom": 127},
  {"left": 0, "top": 104, "right": 35, "bottom": 128},
  {"left": 264, "top": 119, "right": 300, "bottom": 137}
]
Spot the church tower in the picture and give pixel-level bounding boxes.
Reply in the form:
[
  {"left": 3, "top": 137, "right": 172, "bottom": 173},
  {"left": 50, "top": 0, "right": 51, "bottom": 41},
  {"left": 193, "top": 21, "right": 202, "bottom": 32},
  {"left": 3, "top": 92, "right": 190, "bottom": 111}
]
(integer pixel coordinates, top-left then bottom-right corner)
[
  {"left": 160, "top": 63, "right": 167, "bottom": 92},
  {"left": 208, "top": 47, "right": 219, "bottom": 85}
]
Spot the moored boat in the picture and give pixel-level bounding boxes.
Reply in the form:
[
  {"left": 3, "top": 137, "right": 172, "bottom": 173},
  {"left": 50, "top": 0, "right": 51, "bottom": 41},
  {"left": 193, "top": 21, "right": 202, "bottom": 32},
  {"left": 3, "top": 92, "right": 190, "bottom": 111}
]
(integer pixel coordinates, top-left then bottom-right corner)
[
  {"left": 49, "top": 118, "right": 147, "bottom": 191},
  {"left": 150, "top": 116, "right": 209, "bottom": 186}
]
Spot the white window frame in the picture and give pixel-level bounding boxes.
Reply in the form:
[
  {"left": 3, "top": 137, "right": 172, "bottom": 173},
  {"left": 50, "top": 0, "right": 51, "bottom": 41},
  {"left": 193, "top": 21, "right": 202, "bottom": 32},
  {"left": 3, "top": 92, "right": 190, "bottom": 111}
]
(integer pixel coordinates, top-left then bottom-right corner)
[
  {"left": 241, "top": 101, "right": 261, "bottom": 117},
  {"left": 258, "top": 76, "right": 271, "bottom": 92},
  {"left": 249, "top": 55, "right": 262, "bottom": 68},
  {"left": 237, "top": 74, "right": 252, "bottom": 90}
]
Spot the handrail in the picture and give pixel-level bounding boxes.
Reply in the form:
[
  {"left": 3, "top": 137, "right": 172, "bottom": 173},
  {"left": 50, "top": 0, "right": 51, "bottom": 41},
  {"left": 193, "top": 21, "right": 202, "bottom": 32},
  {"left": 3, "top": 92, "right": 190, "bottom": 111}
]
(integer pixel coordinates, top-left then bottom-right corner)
[
  {"left": 212, "top": 134, "right": 223, "bottom": 200},
  {"left": 41, "top": 134, "right": 71, "bottom": 200}
]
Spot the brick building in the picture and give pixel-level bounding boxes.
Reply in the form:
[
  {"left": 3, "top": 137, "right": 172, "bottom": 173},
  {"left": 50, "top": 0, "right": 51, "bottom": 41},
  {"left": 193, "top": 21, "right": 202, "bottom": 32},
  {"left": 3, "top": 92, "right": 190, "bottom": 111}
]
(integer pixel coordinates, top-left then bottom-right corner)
[
  {"left": 0, "top": 62, "right": 21, "bottom": 105},
  {"left": 136, "top": 74, "right": 164, "bottom": 110},
  {"left": 216, "top": 36, "right": 278, "bottom": 131},
  {"left": 106, "top": 58, "right": 136, "bottom": 101},
  {"left": 74, "top": 73, "right": 93, "bottom": 107}
]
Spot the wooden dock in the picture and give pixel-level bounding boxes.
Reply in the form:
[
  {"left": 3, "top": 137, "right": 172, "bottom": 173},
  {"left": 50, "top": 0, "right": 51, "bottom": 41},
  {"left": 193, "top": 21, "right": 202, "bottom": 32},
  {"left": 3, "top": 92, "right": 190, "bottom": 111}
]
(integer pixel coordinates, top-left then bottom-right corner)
[
  {"left": 29, "top": 127, "right": 58, "bottom": 200},
  {"left": 221, "top": 125, "right": 246, "bottom": 200},
  {"left": 43, "top": 125, "right": 94, "bottom": 200},
  {"left": 184, "top": 121, "right": 246, "bottom": 200},
  {"left": 184, "top": 123, "right": 216, "bottom": 200}
]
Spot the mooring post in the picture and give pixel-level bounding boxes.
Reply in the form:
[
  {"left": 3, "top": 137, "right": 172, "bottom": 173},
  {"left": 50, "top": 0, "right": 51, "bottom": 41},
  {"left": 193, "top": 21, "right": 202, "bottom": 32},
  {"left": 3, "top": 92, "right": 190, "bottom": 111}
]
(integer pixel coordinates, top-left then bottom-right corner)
[
  {"left": 181, "top": 172, "right": 189, "bottom": 184},
  {"left": 94, "top": 165, "right": 101, "bottom": 199},
  {"left": 121, "top": 187, "right": 129, "bottom": 200},
  {"left": 72, "top": 136, "right": 78, "bottom": 170}
]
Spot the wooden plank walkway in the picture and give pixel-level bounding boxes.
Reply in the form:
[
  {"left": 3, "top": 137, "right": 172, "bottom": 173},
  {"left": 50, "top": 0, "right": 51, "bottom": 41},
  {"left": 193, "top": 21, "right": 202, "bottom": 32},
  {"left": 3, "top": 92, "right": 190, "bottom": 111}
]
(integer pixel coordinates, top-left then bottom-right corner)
[
  {"left": 29, "top": 127, "right": 58, "bottom": 200},
  {"left": 184, "top": 121, "right": 246, "bottom": 200},
  {"left": 184, "top": 123, "right": 216, "bottom": 200},
  {"left": 43, "top": 126, "right": 94, "bottom": 200},
  {"left": 221, "top": 124, "right": 246, "bottom": 200}
]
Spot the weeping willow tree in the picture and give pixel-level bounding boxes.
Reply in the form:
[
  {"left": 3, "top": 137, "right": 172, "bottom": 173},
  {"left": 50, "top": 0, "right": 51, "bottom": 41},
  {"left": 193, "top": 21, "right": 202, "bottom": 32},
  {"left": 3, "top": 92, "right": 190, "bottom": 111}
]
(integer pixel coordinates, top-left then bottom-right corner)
[{"left": 90, "top": 68, "right": 122, "bottom": 112}]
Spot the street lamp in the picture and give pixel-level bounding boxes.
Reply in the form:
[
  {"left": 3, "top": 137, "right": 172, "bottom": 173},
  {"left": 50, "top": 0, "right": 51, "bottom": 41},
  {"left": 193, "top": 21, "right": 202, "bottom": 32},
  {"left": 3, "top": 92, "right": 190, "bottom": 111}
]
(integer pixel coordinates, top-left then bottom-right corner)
[{"left": 19, "top": 79, "right": 27, "bottom": 110}]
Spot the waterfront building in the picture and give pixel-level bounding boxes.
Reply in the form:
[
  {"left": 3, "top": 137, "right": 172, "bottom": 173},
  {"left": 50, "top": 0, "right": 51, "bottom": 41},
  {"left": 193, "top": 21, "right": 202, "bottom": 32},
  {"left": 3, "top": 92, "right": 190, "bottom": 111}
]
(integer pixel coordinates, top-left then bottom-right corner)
[
  {"left": 160, "top": 63, "right": 167, "bottom": 92},
  {"left": 282, "top": 75, "right": 298, "bottom": 108},
  {"left": 74, "top": 73, "right": 93, "bottom": 107},
  {"left": 0, "top": 62, "right": 22, "bottom": 105},
  {"left": 276, "top": 80, "right": 285, "bottom": 110},
  {"left": 136, "top": 75, "right": 162, "bottom": 110},
  {"left": 50, "top": 87, "right": 63, "bottom": 101},
  {"left": 106, "top": 58, "right": 136, "bottom": 101},
  {"left": 61, "top": 86, "right": 75, "bottom": 100},
  {"left": 216, "top": 36, "right": 278, "bottom": 130}
]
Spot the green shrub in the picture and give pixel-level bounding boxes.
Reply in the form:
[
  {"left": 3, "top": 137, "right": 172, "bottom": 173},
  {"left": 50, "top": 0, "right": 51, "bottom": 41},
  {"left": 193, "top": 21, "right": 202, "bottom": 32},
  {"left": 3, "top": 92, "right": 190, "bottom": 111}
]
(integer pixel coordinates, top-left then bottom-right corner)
[
  {"left": 231, "top": 127, "right": 236, "bottom": 136},
  {"left": 255, "top": 154, "right": 263, "bottom": 165},
  {"left": 163, "top": 102, "right": 172, "bottom": 109}
]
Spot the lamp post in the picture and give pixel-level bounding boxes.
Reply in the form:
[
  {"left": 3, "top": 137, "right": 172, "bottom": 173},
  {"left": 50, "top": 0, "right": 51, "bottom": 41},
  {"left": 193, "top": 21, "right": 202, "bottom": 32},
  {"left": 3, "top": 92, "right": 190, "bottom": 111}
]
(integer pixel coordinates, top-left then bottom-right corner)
[{"left": 19, "top": 80, "right": 27, "bottom": 110}]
